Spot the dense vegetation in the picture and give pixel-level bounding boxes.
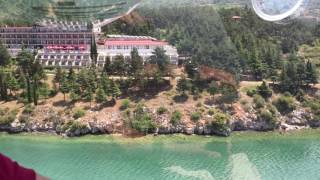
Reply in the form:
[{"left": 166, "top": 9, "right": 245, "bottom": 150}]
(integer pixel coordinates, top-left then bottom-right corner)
[
  {"left": 104, "top": 6, "right": 319, "bottom": 82},
  {"left": 1, "top": 5, "right": 320, "bottom": 135}
]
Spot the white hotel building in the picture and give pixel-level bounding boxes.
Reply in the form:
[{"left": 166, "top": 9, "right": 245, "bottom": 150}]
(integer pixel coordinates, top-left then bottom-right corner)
[{"left": 34, "top": 34, "right": 179, "bottom": 67}]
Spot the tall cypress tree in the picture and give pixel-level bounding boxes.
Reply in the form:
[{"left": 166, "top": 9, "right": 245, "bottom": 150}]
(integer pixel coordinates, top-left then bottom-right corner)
[{"left": 90, "top": 35, "right": 98, "bottom": 66}]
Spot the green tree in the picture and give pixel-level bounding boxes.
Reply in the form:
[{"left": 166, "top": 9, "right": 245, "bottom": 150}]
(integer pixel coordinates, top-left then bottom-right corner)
[
  {"left": 176, "top": 76, "right": 191, "bottom": 95},
  {"left": 90, "top": 36, "right": 98, "bottom": 66},
  {"left": 219, "top": 84, "right": 238, "bottom": 105},
  {"left": 111, "top": 81, "right": 121, "bottom": 102},
  {"left": 0, "top": 43, "right": 11, "bottom": 66},
  {"left": 60, "top": 72, "right": 70, "bottom": 102},
  {"left": 100, "top": 74, "right": 111, "bottom": 96},
  {"left": 39, "top": 83, "right": 50, "bottom": 99},
  {"left": 305, "top": 60, "right": 318, "bottom": 86},
  {"left": 150, "top": 47, "right": 169, "bottom": 75},
  {"left": 296, "top": 62, "right": 306, "bottom": 87},
  {"left": 130, "top": 48, "right": 144, "bottom": 77},
  {"left": 16, "top": 50, "right": 45, "bottom": 105},
  {"left": 7, "top": 73, "right": 19, "bottom": 96},
  {"left": 0, "top": 68, "right": 8, "bottom": 100},
  {"left": 112, "top": 55, "right": 126, "bottom": 77},
  {"left": 256, "top": 81, "right": 272, "bottom": 99},
  {"left": 103, "top": 56, "right": 112, "bottom": 75},
  {"left": 54, "top": 66, "right": 63, "bottom": 88},
  {"left": 95, "top": 87, "right": 106, "bottom": 103},
  {"left": 83, "top": 87, "right": 94, "bottom": 107},
  {"left": 208, "top": 80, "right": 218, "bottom": 98},
  {"left": 70, "top": 89, "right": 81, "bottom": 102}
]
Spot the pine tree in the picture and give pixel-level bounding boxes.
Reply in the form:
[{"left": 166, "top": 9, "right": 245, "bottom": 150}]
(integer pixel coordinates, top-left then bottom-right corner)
[
  {"left": 100, "top": 74, "right": 111, "bottom": 96},
  {"left": 176, "top": 76, "right": 191, "bottom": 95},
  {"left": 70, "top": 90, "right": 81, "bottom": 102},
  {"left": 0, "top": 43, "right": 11, "bottom": 67},
  {"left": 249, "top": 45, "right": 263, "bottom": 80},
  {"left": 54, "top": 67, "right": 63, "bottom": 88},
  {"left": 111, "top": 81, "right": 121, "bottom": 102},
  {"left": 95, "top": 87, "right": 106, "bottom": 103},
  {"left": 16, "top": 50, "right": 45, "bottom": 105},
  {"left": 219, "top": 84, "right": 238, "bottom": 105},
  {"left": 130, "top": 48, "right": 143, "bottom": 76},
  {"left": 7, "top": 73, "right": 19, "bottom": 95},
  {"left": 305, "top": 60, "right": 318, "bottom": 86},
  {"left": 150, "top": 47, "right": 170, "bottom": 75},
  {"left": 257, "top": 81, "right": 272, "bottom": 99},
  {"left": 279, "top": 65, "right": 290, "bottom": 92},
  {"left": 83, "top": 87, "right": 94, "bottom": 107},
  {"left": 103, "top": 56, "right": 112, "bottom": 75},
  {"left": 296, "top": 62, "right": 306, "bottom": 87},
  {"left": 0, "top": 68, "right": 8, "bottom": 100},
  {"left": 39, "top": 83, "right": 50, "bottom": 100},
  {"left": 208, "top": 80, "right": 218, "bottom": 98},
  {"left": 113, "top": 55, "right": 126, "bottom": 77},
  {"left": 60, "top": 73, "right": 70, "bottom": 102}
]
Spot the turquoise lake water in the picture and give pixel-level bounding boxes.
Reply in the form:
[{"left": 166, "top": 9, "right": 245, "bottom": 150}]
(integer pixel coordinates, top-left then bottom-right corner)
[{"left": 1, "top": 131, "right": 320, "bottom": 180}]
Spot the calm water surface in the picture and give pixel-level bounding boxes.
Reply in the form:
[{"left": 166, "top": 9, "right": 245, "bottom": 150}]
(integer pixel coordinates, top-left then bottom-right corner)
[{"left": 0, "top": 131, "right": 320, "bottom": 180}]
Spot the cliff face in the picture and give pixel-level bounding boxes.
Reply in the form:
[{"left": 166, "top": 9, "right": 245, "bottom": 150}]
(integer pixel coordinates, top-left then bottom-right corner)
[{"left": 0, "top": 105, "right": 317, "bottom": 137}]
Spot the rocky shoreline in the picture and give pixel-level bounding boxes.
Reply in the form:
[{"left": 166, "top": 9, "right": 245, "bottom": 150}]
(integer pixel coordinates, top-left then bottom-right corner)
[{"left": 0, "top": 106, "right": 318, "bottom": 137}]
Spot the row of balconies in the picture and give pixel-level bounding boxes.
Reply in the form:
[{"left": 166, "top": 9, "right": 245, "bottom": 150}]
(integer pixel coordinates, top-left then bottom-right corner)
[
  {"left": 3, "top": 40, "right": 90, "bottom": 45},
  {"left": 40, "top": 59, "right": 90, "bottom": 67},
  {"left": 0, "top": 34, "right": 92, "bottom": 39},
  {"left": 39, "top": 54, "right": 90, "bottom": 60},
  {"left": 0, "top": 28, "right": 90, "bottom": 33}
]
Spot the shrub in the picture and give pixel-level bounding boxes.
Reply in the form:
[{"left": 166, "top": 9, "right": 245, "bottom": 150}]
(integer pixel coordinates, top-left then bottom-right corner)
[
  {"left": 23, "top": 104, "right": 34, "bottom": 114},
  {"left": 257, "top": 81, "right": 272, "bottom": 99},
  {"left": 0, "top": 116, "right": 14, "bottom": 126},
  {"left": 61, "top": 121, "right": 73, "bottom": 132},
  {"left": 0, "top": 108, "right": 8, "bottom": 116},
  {"left": 73, "top": 108, "right": 85, "bottom": 119},
  {"left": 191, "top": 112, "right": 201, "bottom": 122},
  {"left": 253, "top": 94, "right": 265, "bottom": 109},
  {"left": 246, "top": 89, "right": 257, "bottom": 97},
  {"left": 208, "top": 108, "right": 216, "bottom": 116},
  {"left": 157, "top": 106, "right": 168, "bottom": 115},
  {"left": 120, "top": 99, "right": 131, "bottom": 110},
  {"left": 258, "top": 109, "right": 277, "bottom": 128},
  {"left": 132, "top": 114, "right": 156, "bottom": 133},
  {"left": 273, "top": 95, "right": 296, "bottom": 114},
  {"left": 0, "top": 108, "right": 18, "bottom": 126},
  {"left": 131, "top": 104, "right": 156, "bottom": 134},
  {"left": 171, "top": 110, "right": 182, "bottom": 125},
  {"left": 69, "top": 121, "right": 88, "bottom": 132},
  {"left": 210, "top": 112, "right": 230, "bottom": 133}
]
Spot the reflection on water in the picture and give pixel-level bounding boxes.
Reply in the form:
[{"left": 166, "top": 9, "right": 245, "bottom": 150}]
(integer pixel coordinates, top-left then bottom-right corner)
[
  {"left": 230, "top": 153, "right": 261, "bottom": 180},
  {"left": 164, "top": 166, "right": 215, "bottom": 180},
  {"left": 1, "top": 132, "right": 320, "bottom": 180}
]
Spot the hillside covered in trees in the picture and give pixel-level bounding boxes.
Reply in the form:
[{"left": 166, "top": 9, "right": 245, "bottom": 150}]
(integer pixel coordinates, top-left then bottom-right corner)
[
  {"left": 104, "top": 6, "right": 320, "bottom": 80},
  {"left": 0, "top": 5, "right": 320, "bottom": 137}
]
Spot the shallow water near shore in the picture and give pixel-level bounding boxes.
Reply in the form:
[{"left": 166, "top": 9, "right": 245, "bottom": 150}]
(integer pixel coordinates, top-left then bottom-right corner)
[{"left": 1, "top": 130, "right": 320, "bottom": 180}]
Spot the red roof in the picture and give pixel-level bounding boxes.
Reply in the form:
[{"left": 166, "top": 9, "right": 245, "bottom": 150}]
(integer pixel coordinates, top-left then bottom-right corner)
[{"left": 104, "top": 39, "right": 168, "bottom": 46}]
